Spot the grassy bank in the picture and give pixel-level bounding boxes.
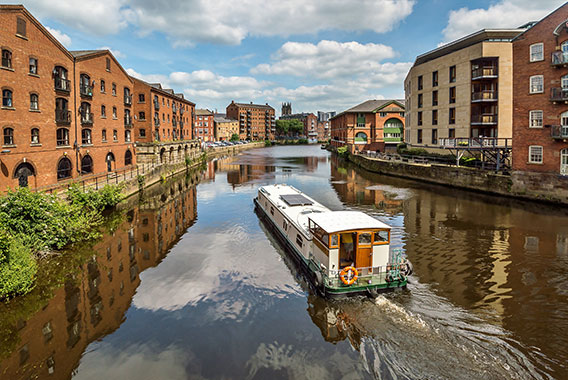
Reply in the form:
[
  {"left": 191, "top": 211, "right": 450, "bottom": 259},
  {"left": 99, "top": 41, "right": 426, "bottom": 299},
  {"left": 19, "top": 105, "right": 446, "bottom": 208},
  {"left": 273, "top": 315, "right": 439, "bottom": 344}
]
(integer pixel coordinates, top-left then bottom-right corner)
[{"left": 0, "top": 184, "right": 123, "bottom": 300}]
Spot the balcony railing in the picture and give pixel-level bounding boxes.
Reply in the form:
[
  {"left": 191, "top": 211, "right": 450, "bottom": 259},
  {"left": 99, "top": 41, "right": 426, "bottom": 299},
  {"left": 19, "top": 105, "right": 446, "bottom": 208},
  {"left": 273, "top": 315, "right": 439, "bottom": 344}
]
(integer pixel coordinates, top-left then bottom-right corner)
[
  {"left": 154, "top": 118, "right": 160, "bottom": 127},
  {"left": 471, "top": 114, "right": 498, "bottom": 125},
  {"left": 180, "top": 120, "right": 184, "bottom": 128},
  {"left": 180, "top": 108, "right": 184, "bottom": 115},
  {"left": 172, "top": 105, "right": 177, "bottom": 113},
  {"left": 439, "top": 137, "right": 511, "bottom": 148},
  {"left": 172, "top": 119, "right": 177, "bottom": 127},
  {"left": 54, "top": 77, "right": 71, "bottom": 92},
  {"left": 124, "top": 116, "right": 133, "bottom": 127},
  {"left": 550, "top": 87, "right": 568, "bottom": 102},
  {"left": 471, "top": 67, "right": 498, "bottom": 80},
  {"left": 55, "top": 109, "right": 71, "bottom": 124},
  {"left": 551, "top": 51, "right": 568, "bottom": 67},
  {"left": 153, "top": 101, "right": 160, "bottom": 110},
  {"left": 124, "top": 95, "right": 132, "bottom": 106},
  {"left": 471, "top": 90, "right": 498, "bottom": 102},
  {"left": 81, "top": 113, "right": 94, "bottom": 125},
  {"left": 551, "top": 125, "right": 568, "bottom": 139},
  {"left": 80, "top": 84, "right": 93, "bottom": 97}
]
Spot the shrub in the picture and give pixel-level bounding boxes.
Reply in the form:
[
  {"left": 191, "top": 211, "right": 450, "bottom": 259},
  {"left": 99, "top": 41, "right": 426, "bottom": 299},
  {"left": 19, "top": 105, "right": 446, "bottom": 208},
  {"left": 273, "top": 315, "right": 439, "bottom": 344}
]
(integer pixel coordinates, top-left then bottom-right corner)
[
  {"left": 298, "top": 138, "right": 308, "bottom": 144},
  {"left": 264, "top": 140, "right": 273, "bottom": 147},
  {"left": 67, "top": 183, "right": 124, "bottom": 211},
  {"left": 0, "top": 238, "right": 37, "bottom": 300}
]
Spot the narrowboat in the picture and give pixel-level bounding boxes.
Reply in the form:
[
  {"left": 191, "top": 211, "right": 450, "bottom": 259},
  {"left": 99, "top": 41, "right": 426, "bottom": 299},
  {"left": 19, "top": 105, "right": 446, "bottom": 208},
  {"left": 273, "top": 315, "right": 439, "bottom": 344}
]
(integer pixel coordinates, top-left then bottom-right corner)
[{"left": 254, "top": 184, "right": 412, "bottom": 297}]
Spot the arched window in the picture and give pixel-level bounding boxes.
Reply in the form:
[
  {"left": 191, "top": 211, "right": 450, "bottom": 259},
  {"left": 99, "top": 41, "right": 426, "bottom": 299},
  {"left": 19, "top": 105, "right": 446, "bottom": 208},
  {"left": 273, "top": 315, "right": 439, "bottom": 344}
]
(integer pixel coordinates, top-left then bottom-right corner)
[
  {"left": 53, "top": 66, "right": 69, "bottom": 91},
  {"left": 80, "top": 102, "right": 92, "bottom": 124},
  {"left": 562, "top": 74, "right": 568, "bottom": 90},
  {"left": 102, "top": 129, "right": 107, "bottom": 141},
  {"left": 2, "top": 89, "right": 13, "bottom": 107},
  {"left": 124, "top": 129, "right": 131, "bottom": 142},
  {"left": 30, "top": 93, "right": 39, "bottom": 110},
  {"left": 562, "top": 41, "right": 568, "bottom": 60},
  {"left": 81, "top": 155, "right": 93, "bottom": 174},
  {"left": 29, "top": 57, "right": 38, "bottom": 74},
  {"left": 1, "top": 49, "right": 12, "bottom": 68},
  {"left": 56, "top": 128, "right": 69, "bottom": 146},
  {"left": 79, "top": 74, "right": 92, "bottom": 96},
  {"left": 561, "top": 148, "right": 568, "bottom": 176},
  {"left": 55, "top": 98, "right": 69, "bottom": 123},
  {"left": 124, "top": 150, "right": 132, "bottom": 166},
  {"left": 81, "top": 128, "right": 92, "bottom": 145},
  {"left": 57, "top": 157, "right": 72, "bottom": 180},
  {"left": 3, "top": 127, "right": 14, "bottom": 145},
  {"left": 106, "top": 153, "right": 115, "bottom": 172},
  {"left": 31, "top": 128, "right": 39, "bottom": 144},
  {"left": 14, "top": 162, "right": 34, "bottom": 187},
  {"left": 355, "top": 132, "right": 367, "bottom": 143}
]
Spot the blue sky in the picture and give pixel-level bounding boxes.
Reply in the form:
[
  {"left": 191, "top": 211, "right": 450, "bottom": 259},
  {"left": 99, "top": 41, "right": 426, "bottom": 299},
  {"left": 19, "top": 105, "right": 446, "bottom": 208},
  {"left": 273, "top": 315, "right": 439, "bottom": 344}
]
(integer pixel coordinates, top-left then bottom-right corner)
[{"left": 11, "top": 0, "right": 566, "bottom": 115}]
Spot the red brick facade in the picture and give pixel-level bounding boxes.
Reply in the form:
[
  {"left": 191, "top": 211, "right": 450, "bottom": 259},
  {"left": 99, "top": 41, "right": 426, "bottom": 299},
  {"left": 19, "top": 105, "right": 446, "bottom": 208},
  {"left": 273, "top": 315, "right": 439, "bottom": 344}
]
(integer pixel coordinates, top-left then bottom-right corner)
[
  {"left": 280, "top": 112, "right": 318, "bottom": 139},
  {"left": 512, "top": 3, "right": 568, "bottom": 175},
  {"left": 226, "top": 101, "right": 275, "bottom": 140},
  {"left": 195, "top": 109, "right": 214, "bottom": 142}
]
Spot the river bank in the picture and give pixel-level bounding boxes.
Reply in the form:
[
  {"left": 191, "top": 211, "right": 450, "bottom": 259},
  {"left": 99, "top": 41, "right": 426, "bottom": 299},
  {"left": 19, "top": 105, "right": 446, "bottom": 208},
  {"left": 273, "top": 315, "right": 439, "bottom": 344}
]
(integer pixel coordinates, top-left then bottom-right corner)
[{"left": 329, "top": 147, "right": 568, "bottom": 206}]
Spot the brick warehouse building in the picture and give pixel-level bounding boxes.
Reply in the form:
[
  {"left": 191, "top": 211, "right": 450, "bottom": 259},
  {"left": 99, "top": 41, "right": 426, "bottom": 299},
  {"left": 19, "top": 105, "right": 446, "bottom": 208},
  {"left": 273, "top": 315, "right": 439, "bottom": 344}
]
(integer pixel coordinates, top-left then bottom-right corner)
[
  {"left": 226, "top": 101, "right": 276, "bottom": 141},
  {"left": 279, "top": 112, "right": 319, "bottom": 140},
  {"left": 330, "top": 100, "right": 405, "bottom": 153},
  {"left": 195, "top": 109, "right": 214, "bottom": 142},
  {"left": 512, "top": 3, "right": 568, "bottom": 176},
  {"left": 0, "top": 5, "right": 137, "bottom": 192}
]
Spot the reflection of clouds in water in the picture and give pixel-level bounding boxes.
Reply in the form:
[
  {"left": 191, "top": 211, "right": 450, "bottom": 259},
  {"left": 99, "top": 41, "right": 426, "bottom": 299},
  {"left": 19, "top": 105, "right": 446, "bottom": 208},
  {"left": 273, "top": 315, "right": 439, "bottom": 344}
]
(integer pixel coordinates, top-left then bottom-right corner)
[
  {"left": 74, "top": 344, "right": 194, "bottom": 380},
  {"left": 330, "top": 180, "right": 347, "bottom": 184},
  {"left": 246, "top": 341, "right": 366, "bottom": 380},
  {"left": 133, "top": 225, "right": 302, "bottom": 312},
  {"left": 365, "top": 185, "right": 413, "bottom": 200}
]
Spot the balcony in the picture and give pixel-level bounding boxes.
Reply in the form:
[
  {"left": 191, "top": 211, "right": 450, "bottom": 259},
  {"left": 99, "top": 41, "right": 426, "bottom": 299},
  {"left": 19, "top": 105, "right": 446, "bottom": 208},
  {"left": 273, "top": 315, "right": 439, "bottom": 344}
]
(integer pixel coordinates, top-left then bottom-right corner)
[
  {"left": 551, "top": 125, "right": 568, "bottom": 139},
  {"left": 471, "top": 114, "right": 498, "bottom": 125},
  {"left": 81, "top": 112, "right": 94, "bottom": 125},
  {"left": 550, "top": 87, "right": 568, "bottom": 103},
  {"left": 55, "top": 109, "right": 71, "bottom": 124},
  {"left": 471, "top": 67, "right": 498, "bottom": 80},
  {"left": 124, "top": 95, "right": 132, "bottom": 106},
  {"left": 54, "top": 77, "right": 71, "bottom": 92},
  {"left": 80, "top": 84, "right": 93, "bottom": 97},
  {"left": 172, "top": 119, "right": 177, "bottom": 127},
  {"left": 124, "top": 115, "right": 133, "bottom": 127},
  {"left": 472, "top": 90, "right": 498, "bottom": 102},
  {"left": 153, "top": 101, "right": 160, "bottom": 110},
  {"left": 154, "top": 118, "right": 160, "bottom": 127},
  {"left": 180, "top": 120, "right": 184, "bottom": 128},
  {"left": 172, "top": 104, "right": 177, "bottom": 113},
  {"left": 551, "top": 51, "right": 568, "bottom": 67}
]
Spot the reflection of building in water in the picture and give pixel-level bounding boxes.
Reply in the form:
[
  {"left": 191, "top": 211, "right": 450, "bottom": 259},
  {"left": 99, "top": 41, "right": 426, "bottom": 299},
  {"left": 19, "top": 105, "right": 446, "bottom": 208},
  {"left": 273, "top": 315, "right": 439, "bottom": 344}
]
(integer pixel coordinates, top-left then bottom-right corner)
[
  {"left": 214, "top": 157, "right": 276, "bottom": 188},
  {"left": 330, "top": 158, "right": 403, "bottom": 214},
  {"left": 0, "top": 175, "right": 198, "bottom": 380}
]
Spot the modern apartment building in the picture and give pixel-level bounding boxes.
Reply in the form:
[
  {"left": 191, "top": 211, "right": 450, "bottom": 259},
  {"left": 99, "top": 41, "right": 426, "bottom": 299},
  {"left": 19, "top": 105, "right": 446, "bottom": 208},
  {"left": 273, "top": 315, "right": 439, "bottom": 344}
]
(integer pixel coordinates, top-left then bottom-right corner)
[
  {"left": 330, "top": 99, "right": 405, "bottom": 153},
  {"left": 512, "top": 3, "right": 568, "bottom": 175},
  {"left": 404, "top": 28, "right": 525, "bottom": 152},
  {"left": 213, "top": 114, "right": 239, "bottom": 141},
  {"left": 226, "top": 101, "right": 276, "bottom": 141},
  {"left": 195, "top": 109, "right": 214, "bottom": 142},
  {"left": 280, "top": 112, "right": 318, "bottom": 140},
  {"left": 131, "top": 78, "right": 194, "bottom": 144},
  {"left": 0, "top": 5, "right": 136, "bottom": 192}
]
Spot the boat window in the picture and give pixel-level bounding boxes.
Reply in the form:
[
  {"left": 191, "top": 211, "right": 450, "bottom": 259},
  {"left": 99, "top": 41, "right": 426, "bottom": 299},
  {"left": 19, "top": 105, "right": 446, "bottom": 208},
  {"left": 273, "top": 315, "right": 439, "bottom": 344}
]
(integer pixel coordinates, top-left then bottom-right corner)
[
  {"left": 359, "top": 233, "right": 372, "bottom": 245},
  {"left": 270, "top": 206, "right": 274, "bottom": 216},
  {"left": 283, "top": 220, "right": 288, "bottom": 231},
  {"left": 374, "top": 230, "right": 389, "bottom": 245},
  {"left": 310, "top": 223, "right": 328, "bottom": 247},
  {"left": 330, "top": 234, "right": 338, "bottom": 247},
  {"left": 296, "top": 234, "right": 303, "bottom": 248}
]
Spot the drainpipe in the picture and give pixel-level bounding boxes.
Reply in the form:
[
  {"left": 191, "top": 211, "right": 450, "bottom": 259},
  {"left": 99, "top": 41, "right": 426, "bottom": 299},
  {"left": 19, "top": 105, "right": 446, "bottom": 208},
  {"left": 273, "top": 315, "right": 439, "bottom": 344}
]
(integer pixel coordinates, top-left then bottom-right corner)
[{"left": 73, "top": 56, "right": 79, "bottom": 174}]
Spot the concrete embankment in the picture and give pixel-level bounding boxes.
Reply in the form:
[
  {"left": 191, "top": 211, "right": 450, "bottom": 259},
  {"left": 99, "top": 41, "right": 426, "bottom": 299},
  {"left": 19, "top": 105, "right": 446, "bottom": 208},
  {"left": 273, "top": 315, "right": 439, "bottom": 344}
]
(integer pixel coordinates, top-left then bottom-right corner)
[{"left": 344, "top": 152, "right": 568, "bottom": 205}]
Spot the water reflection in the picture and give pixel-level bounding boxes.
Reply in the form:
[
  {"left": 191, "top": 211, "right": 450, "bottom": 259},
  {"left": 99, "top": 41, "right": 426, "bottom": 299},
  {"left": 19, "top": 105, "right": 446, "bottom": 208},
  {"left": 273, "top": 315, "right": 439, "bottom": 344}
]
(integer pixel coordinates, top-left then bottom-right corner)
[{"left": 0, "top": 171, "right": 199, "bottom": 380}]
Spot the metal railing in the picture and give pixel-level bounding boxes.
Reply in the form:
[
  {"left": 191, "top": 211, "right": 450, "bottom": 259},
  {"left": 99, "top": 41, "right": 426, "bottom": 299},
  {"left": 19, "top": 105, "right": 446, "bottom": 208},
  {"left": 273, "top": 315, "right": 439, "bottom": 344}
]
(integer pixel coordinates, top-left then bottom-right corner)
[
  {"left": 54, "top": 77, "right": 71, "bottom": 92},
  {"left": 438, "top": 137, "right": 511, "bottom": 148},
  {"left": 471, "top": 67, "right": 498, "bottom": 79},
  {"left": 551, "top": 125, "right": 568, "bottom": 139},
  {"left": 81, "top": 113, "right": 94, "bottom": 125},
  {"left": 472, "top": 90, "right": 497, "bottom": 101},
  {"left": 55, "top": 109, "right": 71, "bottom": 124},
  {"left": 124, "top": 94, "right": 132, "bottom": 106},
  {"left": 550, "top": 87, "right": 568, "bottom": 102},
  {"left": 124, "top": 115, "right": 133, "bottom": 127},
  {"left": 471, "top": 114, "right": 498, "bottom": 124},
  {"left": 80, "top": 84, "right": 93, "bottom": 97},
  {"left": 551, "top": 51, "right": 568, "bottom": 66}
]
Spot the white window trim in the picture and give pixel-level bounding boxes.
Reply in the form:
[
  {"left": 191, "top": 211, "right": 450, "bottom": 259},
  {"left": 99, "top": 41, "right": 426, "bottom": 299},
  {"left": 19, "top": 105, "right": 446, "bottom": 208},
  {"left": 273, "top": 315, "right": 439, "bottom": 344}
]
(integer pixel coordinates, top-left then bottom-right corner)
[
  {"left": 529, "top": 43, "right": 544, "bottom": 62},
  {"left": 528, "top": 145, "right": 543, "bottom": 164},
  {"left": 529, "top": 75, "right": 544, "bottom": 94},
  {"left": 529, "top": 110, "right": 543, "bottom": 128}
]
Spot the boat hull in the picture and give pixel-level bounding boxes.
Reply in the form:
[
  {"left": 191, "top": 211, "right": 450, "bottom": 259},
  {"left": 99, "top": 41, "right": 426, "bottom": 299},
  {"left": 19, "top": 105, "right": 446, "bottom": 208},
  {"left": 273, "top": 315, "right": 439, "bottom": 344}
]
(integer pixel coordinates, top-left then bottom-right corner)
[{"left": 254, "top": 197, "right": 407, "bottom": 298}]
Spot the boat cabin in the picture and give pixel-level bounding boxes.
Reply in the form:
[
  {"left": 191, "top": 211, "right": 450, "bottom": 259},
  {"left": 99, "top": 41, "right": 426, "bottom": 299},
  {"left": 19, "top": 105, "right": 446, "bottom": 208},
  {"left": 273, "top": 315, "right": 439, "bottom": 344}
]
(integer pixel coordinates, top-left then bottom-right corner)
[{"left": 307, "top": 211, "right": 391, "bottom": 276}]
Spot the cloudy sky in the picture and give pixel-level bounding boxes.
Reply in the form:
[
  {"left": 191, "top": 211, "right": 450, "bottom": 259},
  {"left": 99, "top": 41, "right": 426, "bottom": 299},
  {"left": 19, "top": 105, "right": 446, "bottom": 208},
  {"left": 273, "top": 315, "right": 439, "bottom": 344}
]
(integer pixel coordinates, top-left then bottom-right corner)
[{"left": 15, "top": 0, "right": 566, "bottom": 115}]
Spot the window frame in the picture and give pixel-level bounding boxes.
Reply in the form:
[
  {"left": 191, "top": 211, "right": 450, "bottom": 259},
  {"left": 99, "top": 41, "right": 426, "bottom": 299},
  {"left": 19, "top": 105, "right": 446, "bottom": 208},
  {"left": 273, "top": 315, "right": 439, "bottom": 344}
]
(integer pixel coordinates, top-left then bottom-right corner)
[
  {"left": 29, "top": 93, "right": 39, "bottom": 111},
  {"left": 529, "top": 75, "right": 544, "bottom": 94},
  {"left": 449, "top": 65, "right": 456, "bottom": 83},
  {"left": 30, "top": 127, "right": 40, "bottom": 144},
  {"left": 56, "top": 128, "right": 69, "bottom": 146},
  {"left": 528, "top": 145, "right": 543, "bottom": 164},
  {"left": 529, "top": 43, "right": 544, "bottom": 62},
  {"left": 1, "top": 49, "right": 12, "bottom": 69},
  {"left": 29, "top": 57, "right": 38, "bottom": 75},
  {"left": 529, "top": 110, "right": 543, "bottom": 128},
  {"left": 2, "top": 88, "right": 13, "bottom": 108},
  {"left": 3, "top": 127, "right": 14, "bottom": 146}
]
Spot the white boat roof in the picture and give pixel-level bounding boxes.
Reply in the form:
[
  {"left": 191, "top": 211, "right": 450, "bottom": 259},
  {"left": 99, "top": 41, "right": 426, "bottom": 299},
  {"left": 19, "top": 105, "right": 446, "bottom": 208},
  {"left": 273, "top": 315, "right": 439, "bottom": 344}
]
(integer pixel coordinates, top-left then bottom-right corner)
[{"left": 308, "top": 211, "right": 391, "bottom": 233}]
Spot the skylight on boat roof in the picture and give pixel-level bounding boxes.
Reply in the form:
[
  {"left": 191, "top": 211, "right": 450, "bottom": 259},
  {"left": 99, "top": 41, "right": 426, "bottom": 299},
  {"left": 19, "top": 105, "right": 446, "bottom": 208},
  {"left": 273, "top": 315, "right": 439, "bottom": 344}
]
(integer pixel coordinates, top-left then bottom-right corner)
[{"left": 280, "top": 194, "right": 314, "bottom": 206}]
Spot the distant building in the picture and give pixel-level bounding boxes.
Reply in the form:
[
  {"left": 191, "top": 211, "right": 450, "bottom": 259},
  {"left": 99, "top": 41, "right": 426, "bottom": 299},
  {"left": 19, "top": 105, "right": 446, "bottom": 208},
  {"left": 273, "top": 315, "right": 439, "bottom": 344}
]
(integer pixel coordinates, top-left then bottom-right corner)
[
  {"left": 195, "top": 109, "right": 214, "bottom": 142},
  {"left": 226, "top": 101, "right": 276, "bottom": 140},
  {"left": 317, "top": 111, "right": 336, "bottom": 122},
  {"left": 512, "top": 3, "right": 568, "bottom": 176},
  {"left": 214, "top": 115, "right": 239, "bottom": 141},
  {"left": 330, "top": 100, "right": 405, "bottom": 153},
  {"left": 404, "top": 28, "right": 526, "bottom": 152},
  {"left": 282, "top": 102, "right": 292, "bottom": 116},
  {"left": 280, "top": 113, "right": 319, "bottom": 140}
]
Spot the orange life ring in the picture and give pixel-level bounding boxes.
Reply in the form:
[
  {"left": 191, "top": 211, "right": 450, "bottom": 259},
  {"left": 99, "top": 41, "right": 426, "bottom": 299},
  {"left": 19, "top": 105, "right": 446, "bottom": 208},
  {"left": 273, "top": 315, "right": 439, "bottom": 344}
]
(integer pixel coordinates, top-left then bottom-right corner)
[{"left": 339, "top": 266, "right": 358, "bottom": 286}]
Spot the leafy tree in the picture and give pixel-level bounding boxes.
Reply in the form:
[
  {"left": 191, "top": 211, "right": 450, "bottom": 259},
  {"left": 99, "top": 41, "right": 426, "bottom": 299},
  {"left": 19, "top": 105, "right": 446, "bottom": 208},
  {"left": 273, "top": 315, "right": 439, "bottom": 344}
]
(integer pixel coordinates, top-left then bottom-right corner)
[{"left": 230, "top": 133, "right": 239, "bottom": 142}]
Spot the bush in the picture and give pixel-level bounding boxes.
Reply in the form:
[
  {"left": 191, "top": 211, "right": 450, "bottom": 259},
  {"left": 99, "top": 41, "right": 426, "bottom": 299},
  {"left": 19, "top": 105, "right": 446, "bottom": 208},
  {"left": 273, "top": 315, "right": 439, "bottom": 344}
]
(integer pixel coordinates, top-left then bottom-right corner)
[
  {"left": 67, "top": 183, "right": 124, "bottom": 212},
  {"left": 264, "top": 140, "right": 273, "bottom": 147},
  {"left": 230, "top": 133, "right": 239, "bottom": 142},
  {"left": 0, "top": 238, "right": 37, "bottom": 300},
  {"left": 336, "top": 146, "right": 349, "bottom": 159},
  {"left": 298, "top": 138, "right": 308, "bottom": 144}
]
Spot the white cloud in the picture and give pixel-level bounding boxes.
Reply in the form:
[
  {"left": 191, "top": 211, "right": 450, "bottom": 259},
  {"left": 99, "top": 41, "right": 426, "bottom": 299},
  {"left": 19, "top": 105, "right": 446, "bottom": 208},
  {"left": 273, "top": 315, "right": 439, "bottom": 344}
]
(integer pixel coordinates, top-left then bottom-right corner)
[
  {"left": 45, "top": 26, "right": 71, "bottom": 47},
  {"left": 25, "top": 0, "right": 415, "bottom": 45},
  {"left": 26, "top": 0, "right": 128, "bottom": 35},
  {"left": 252, "top": 40, "right": 396, "bottom": 79},
  {"left": 442, "top": 0, "right": 565, "bottom": 43},
  {"left": 99, "top": 46, "right": 125, "bottom": 59}
]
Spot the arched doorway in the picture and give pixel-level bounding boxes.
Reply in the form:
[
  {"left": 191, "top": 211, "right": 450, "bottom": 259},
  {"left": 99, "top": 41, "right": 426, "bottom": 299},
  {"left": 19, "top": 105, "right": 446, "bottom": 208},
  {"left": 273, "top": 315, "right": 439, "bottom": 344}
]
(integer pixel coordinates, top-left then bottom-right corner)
[
  {"left": 57, "top": 157, "right": 72, "bottom": 180},
  {"left": 169, "top": 147, "right": 174, "bottom": 162},
  {"left": 81, "top": 155, "right": 93, "bottom": 174},
  {"left": 125, "top": 149, "right": 132, "bottom": 166},
  {"left": 160, "top": 148, "right": 166, "bottom": 164},
  {"left": 106, "top": 153, "right": 115, "bottom": 172},
  {"left": 14, "top": 162, "right": 35, "bottom": 187},
  {"left": 561, "top": 148, "right": 568, "bottom": 176}
]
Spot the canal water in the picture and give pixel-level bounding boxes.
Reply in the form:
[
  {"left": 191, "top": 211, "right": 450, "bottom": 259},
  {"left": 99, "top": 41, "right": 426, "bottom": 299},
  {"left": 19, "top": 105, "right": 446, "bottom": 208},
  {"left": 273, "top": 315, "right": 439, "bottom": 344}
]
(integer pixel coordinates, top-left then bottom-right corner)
[{"left": 0, "top": 145, "right": 567, "bottom": 380}]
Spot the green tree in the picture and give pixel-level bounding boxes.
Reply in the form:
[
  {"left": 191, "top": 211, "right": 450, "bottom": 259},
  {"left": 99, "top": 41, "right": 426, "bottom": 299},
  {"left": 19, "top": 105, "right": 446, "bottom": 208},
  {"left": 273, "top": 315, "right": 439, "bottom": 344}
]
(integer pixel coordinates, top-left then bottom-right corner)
[{"left": 230, "top": 133, "right": 239, "bottom": 142}]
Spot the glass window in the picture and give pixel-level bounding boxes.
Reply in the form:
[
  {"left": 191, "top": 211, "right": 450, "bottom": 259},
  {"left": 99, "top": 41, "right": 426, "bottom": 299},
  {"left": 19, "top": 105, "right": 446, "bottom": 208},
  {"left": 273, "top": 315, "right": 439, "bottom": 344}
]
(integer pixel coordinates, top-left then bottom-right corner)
[
  {"left": 16, "top": 17, "right": 26, "bottom": 36},
  {"left": 30, "top": 93, "right": 38, "bottom": 110},
  {"left": 56, "top": 128, "right": 69, "bottom": 146},
  {"left": 449, "top": 87, "right": 456, "bottom": 103},
  {"left": 330, "top": 234, "right": 338, "bottom": 247},
  {"left": 112, "top": 106, "right": 117, "bottom": 118},
  {"left": 139, "top": 111, "right": 145, "bottom": 120},
  {"left": 100, "top": 80, "right": 105, "bottom": 93},
  {"left": 81, "top": 129, "right": 92, "bottom": 145},
  {"left": 57, "top": 157, "right": 72, "bottom": 179},
  {"left": 139, "top": 94, "right": 145, "bottom": 102},
  {"left": 2, "top": 89, "right": 13, "bottom": 107},
  {"left": 417, "top": 75, "right": 423, "bottom": 90},
  {"left": 432, "top": 109, "right": 438, "bottom": 125},
  {"left": 432, "top": 71, "right": 438, "bottom": 87},
  {"left": 1, "top": 49, "right": 12, "bottom": 68},
  {"left": 112, "top": 83, "right": 116, "bottom": 96},
  {"left": 529, "top": 145, "right": 543, "bottom": 164},
  {"left": 125, "top": 129, "right": 131, "bottom": 142},
  {"left": 31, "top": 128, "right": 39, "bottom": 144},
  {"left": 417, "top": 111, "right": 422, "bottom": 126},
  {"left": 449, "top": 108, "right": 456, "bottom": 124},
  {"left": 417, "top": 129, "right": 423, "bottom": 144},
  {"left": 529, "top": 110, "right": 543, "bottom": 128},
  {"left": 113, "top": 129, "right": 118, "bottom": 141},
  {"left": 296, "top": 234, "right": 303, "bottom": 248},
  {"left": 29, "top": 57, "right": 38, "bottom": 74},
  {"left": 418, "top": 93, "right": 423, "bottom": 108},
  {"left": 101, "top": 105, "right": 106, "bottom": 117},
  {"left": 106, "top": 58, "right": 111, "bottom": 71},
  {"left": 3, "top": 127, "right": 14, "bottom": 145},
  {"left": 432, "top": 90, "right": 438, "bottom": 106},
  {"left": 358, "top": 233, "right": 372, "bottom": 245},
  {"left": 530, "top": 43, "right": 544, "bottom": 62},
  {"left": 375, "top": 230, "right": 389, "bottom": 243},
  {"left": 102, "top": 129, "right": 107, "bottom": 141},
  {"left": 530, "top": 75, "right": 544, "bottom": 93},
  {"left": 81, "top": 155, "right": 93, "bottom": 174},
  {"left": 139, "top": 128, "right": 146, "bottom": 138},
  {"left": 449, "top": 65, "right": 456, "bottom": 83}
]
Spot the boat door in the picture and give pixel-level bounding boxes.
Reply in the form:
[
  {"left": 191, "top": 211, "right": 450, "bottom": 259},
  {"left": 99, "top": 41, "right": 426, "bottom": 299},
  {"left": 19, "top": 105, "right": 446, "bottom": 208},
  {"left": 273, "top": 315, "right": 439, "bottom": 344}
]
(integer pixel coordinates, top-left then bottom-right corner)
[{"left": 355, "top": 232, "right": 372, "bottom": 270}]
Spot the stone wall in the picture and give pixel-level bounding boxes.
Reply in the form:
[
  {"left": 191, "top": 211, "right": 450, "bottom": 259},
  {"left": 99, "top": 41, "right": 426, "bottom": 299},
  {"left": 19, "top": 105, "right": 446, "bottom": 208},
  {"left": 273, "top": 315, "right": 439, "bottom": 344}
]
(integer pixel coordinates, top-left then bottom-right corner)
[{"left": 348, "top": 153, "right": 568, "bottom": 205}]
